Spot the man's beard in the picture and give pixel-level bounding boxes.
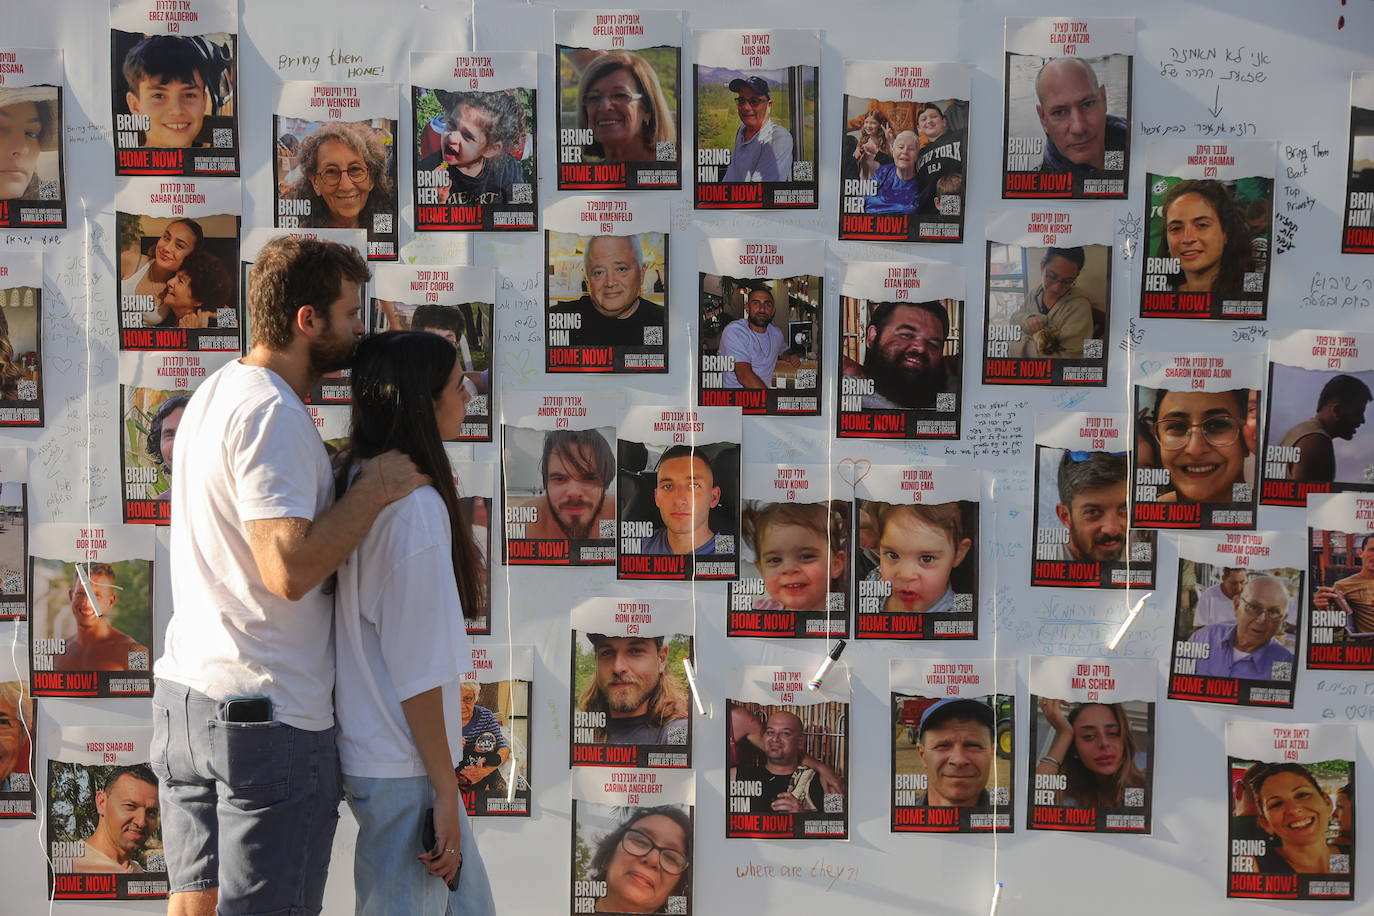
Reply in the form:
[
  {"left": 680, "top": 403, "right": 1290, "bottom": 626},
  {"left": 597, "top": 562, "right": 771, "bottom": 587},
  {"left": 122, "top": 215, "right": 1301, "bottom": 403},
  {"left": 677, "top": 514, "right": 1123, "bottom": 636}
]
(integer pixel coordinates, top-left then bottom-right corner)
[
  {"left": 604, "top": 675, "right": 658, "bottom": 715},
  {"left": 550, "top": 489, "right": 607, "bottom": 539},
  {"left": 864, "top": 349, "right": 946, "bottom": 409},
  {"left": 308, "top": 329, "right": 357, "bottom": 376},
  {"left": 1070, "top": 527, "right": 1125, "bottom": 563},
  {"left": 747, "top": 312, "right": 771, "bottom": 329}
]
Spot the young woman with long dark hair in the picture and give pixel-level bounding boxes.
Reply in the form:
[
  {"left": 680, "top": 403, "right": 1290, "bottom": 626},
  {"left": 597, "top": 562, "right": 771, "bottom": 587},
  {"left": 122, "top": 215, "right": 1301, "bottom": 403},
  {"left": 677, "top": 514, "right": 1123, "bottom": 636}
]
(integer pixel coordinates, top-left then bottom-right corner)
[{"left": 334, "top": 331, "right": 495, "bottom": 915}]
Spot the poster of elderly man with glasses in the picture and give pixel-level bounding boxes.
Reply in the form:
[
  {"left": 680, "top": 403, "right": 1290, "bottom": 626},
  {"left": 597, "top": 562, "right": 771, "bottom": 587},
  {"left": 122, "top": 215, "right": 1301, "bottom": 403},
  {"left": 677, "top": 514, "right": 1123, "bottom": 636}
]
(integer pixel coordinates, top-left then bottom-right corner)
[
  {"left": 982, "top": 208, "right": 1112, "bottom": 387},
  {"left": 1169, "top": 531, "right": 1304, "bottom": 708},
  {"left": 1131, "top": 352, "right": 1263, "bottom": 530}
]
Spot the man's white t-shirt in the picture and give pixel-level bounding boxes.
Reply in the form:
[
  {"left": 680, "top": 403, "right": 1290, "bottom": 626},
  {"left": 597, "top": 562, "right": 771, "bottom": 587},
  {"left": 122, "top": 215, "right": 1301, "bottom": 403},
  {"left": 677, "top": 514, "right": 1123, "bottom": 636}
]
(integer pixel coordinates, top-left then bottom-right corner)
[
  {"left": 335, "top": 485, "right": 474, "bottom": 778},
  {"left": 156, "top": 361, "right": 336, "bottom": 731},
  {"left": 720, "top": 320, "right": 787, "bottom": 388}
]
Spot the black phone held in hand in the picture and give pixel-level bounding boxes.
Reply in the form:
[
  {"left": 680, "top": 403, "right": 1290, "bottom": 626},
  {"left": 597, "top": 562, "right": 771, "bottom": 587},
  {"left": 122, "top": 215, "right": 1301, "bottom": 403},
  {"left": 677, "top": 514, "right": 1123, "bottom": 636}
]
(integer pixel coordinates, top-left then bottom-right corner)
[{"left": 421, "top": 808, "right": 462, "bottom": 891}]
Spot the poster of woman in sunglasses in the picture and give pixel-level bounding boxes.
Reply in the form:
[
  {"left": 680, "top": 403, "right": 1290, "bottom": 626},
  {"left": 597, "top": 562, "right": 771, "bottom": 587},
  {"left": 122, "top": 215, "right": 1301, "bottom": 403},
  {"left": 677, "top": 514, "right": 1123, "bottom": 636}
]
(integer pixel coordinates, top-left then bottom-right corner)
[
  {"left": 694, "top": 29, "right": 818, "bottom": 210},
  {"left": 1140, "top": 137, "right": 1275, "bottom": 320},
  {"left": 0, "top": 49, "right": 66, "bottom": 228},
  {"left": 838, "top": 60, "right": 969, "bottom": 243},
  {"left": 111, "top": 0, "right": 237, "bottom": 177},
  {"left": 1168, "top": 531, "right": 1302, "bottom": 707},
  {"left": 1260, "top": 328, "right": 1374, "bottom": 508},
  {"left": 272, "top": 81, "right": 398, "bottom": 260},
  {"left": 982, "top": 208, "right": 1112, "bottom": 387},
  {"left": 410, "top": 50, "right": 536, "bottom": 231},
  {"left": 1227, "top": 722, "right": 1354, "bottom": 901},
  {"left": 571, "top": 767, "right": 693, "bottom": 916},
  {"left": 1131, "top": 352, "right": 1262, "bottom": 530},
  {"left": 556, "top": 9, "right": 681, "bottom": 192},
  {"left": 1032, "top": 412, "right": 1153, "bottom": 589}
]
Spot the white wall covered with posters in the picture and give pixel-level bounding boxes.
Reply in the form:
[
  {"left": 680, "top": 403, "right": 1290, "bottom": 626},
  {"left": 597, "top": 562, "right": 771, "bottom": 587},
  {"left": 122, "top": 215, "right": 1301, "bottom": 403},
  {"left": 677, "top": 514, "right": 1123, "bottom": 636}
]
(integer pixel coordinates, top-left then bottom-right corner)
[{"left": 1, "top": 0, "right": 1372, "bottom": 913}]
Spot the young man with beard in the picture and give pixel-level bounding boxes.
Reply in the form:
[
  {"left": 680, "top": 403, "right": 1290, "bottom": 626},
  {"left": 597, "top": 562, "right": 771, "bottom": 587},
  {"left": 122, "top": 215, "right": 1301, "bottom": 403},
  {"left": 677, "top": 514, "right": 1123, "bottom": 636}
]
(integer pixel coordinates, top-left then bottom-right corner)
[
  {"left": 1049, "top": 450, "right": 1130, "bottom": 565},
  {"left": 842, "top": 300, "right": 956, "bottom": 410},
  {"left": 578, "top": 634, "right": 689, "bottom": 746},
  {"left": 1277, "top": 374, "right": 1372, "bottom": 483},
  {"left": 719, "top": 285, "right": 798, "bottom": 389},
  {"left": 152, "top": 236, "right": 426, "bottom": 916},
  {"left": 519, "top": 428, "right": 616, "bottom": 541}
]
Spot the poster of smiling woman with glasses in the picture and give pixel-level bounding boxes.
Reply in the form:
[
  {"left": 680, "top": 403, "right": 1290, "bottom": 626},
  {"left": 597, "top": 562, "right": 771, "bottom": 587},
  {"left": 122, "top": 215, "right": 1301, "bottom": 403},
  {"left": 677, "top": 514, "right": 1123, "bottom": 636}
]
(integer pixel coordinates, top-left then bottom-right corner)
[
  {"left": 1131, "top": 351, "right": 1263, "bottom": 530},
  {"left": 272, "top": 81, "right": 398, "bottom": 260}
]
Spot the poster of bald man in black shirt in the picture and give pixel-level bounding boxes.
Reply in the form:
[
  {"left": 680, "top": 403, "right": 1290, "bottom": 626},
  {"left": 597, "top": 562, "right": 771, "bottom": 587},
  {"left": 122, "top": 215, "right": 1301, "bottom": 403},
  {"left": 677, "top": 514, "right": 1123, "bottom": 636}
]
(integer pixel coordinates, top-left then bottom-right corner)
[{"left": 1002, "top": 17, "right": 1133, "bottom": 199}]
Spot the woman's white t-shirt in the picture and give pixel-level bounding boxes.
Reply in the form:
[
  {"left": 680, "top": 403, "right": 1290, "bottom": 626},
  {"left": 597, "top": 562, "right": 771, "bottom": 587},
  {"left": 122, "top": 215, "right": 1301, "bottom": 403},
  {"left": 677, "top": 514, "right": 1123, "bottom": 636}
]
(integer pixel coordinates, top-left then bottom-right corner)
[{"left": 335, "top": 484, "right": 474, "bottom": 778}]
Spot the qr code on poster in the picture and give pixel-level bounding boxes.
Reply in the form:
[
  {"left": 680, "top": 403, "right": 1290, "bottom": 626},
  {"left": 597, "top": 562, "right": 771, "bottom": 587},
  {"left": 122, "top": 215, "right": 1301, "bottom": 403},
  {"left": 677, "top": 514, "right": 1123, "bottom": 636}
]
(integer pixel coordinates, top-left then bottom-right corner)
[
  {"left": 1242, "top": 271, "right": 1264, "bottom": 293},
  {"left": 656, "top": 141, "right": 676, "bottom": 162},
  {"left": 1129, "top": 538, "right": 1152, "bottom": 562},
  {"left": 1365, "top": 464, "right": 1374, "bottom": 483},
  {"left": 128, "top": 651, "right": 148, "bottom": 671},
  {"left": 145, "top": 853, "right": 166, "bottom": 873},
  {"left": 823, "top": 793, "right": 843, "bottom": 814},
  {"left": 373, "top": 213, "right": 393, "bottom": 234},
  {"left": 938, "top": 195, "right": 961, "bottom": 216},
  {"left": 1083, "top": 339, "right": 1103, "bottom": 359},
  {"left": 511, "top": 183, "right": 532, "bottom": 204},
  {"left": 665, "top": 896, "right": 687, "bottom": 915},
  {"left": 599, "top": 519, "right": 616, "bottom": 538},
  {"left": 797, "top": 369, "right": 817, "bottom": 389},
  {"left": 1271, "top": 662, "right": 1292, "bottom": 681},
  {"left": 1232, "top": 483, "right": 1253, "bottom": 502},
  {"left": 991, "top": 786, "right": 1009, "bottom": 805},
  {"left": 1330, "top": 855, "right": 1349, "bottom": 873},
  {"left": 953, "top": 593, "right": 973, "bottom": 612},
  {"left": 1104, "top": 151, "right": 1124, "bottom": 170},
  {"left": 38, "top": 180, "right": 58, "bottom": 200},
  {"left": 1124, "top": 787, "right": 1144, "bottom": 807},
  {"left": 216, "top": 308, "right": 237, "bottom": 327},
  {"left": 715, "top": 535, "right": 735, "bottom": 554},
  {"left": 792, "top": 161, "right": 814, "bottom": 182},
  {"left": 2, "top": 570, "right": 21, "bottom": 594},
  {"left": 936, "top": 392, "right": 956, "bottom": 412},
  {"left": 213, "top": 129, "right": 233, "bottom": 148},
  {"left": 643, "top": 325, "right": 663, "bottom": 345},
  {"left": 17, "top": 381, "right": 36, "bottom": 400}
]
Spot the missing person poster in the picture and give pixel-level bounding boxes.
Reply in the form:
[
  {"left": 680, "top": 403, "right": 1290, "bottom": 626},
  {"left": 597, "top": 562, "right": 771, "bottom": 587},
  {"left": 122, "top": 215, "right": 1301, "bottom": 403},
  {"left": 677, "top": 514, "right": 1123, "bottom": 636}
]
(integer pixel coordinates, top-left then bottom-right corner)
[
  {"left": 0, "top": 673, "right": 36, "bottom": 818},
  {"left": 272, "top": 81, "right": 398, "bottom": 260},
  {"left": 1141, "top": 137, "right": 1275, "bottom": 320},
  {"left": 447, "top": 449, "right": 493, "bottom": 635},
  {"left": 46, "top": 725, "right": 166, "bottom": 901},
  {"left": 29, "top": 524, "right": 154, "bottom": 698},
  {"left": 0, "top": 48, "right": 65, "bottom": 228},
  {"left": 698, "top": 238, "right": 821, "bottom": 415},
  {"left": 726, "top": 666, "right": 848, "bottom": 840},
  {"left": 617, "top": 404, "right": 741, "bottom": 581},
  {"left": 571, "top": 767, "right": 694, "bottom": 916},
  {"left": 983, "top": 208, "right": 1112, "bottom": 387},
  {"left": 240, "top": 227, "right": 367, "bottom": 405},
  {"left": 116, "top": 177, "right": 240, "bottom": 352},
  {"left": 1168, "top": 531, "right": 1302, "bottom": 707},
  {"left": 1226, "top": 721, "right": 1354, "bottom": 901},
  {"left": 1307, "top": 492, "right": 1374, "bottom": 670},
  {"left": 1132, "top": 351, "right": 1262, "bottom": 530},
  {"left": 306, "top": 402, "right": 349, "bottom": 457},
  {"left": 459, "top": 643, "right": 532, "bottom": 816},
  {"left": 839, "top": 60, "right": 969, "bottom": 243},
  {"left": 1342, "top": 72, "right": 1374, "bottom": 255},
  {"left": 556, "top": 9, "right": 681, "bottom": 192},
  {"left": 111, "top": 0, "right": 237, "bottom": 177},
  {"left": 1028, "top": 655, "right": 1154, "bottom": 834},
  {"left": 545, "top": 195, "right": 668, "bottom": 373},
  {"left": 373, "top": 264, "right": 493, "bottom": 441},
  {"left": 855, "top": 464, "right": 979, "bottom": 640},
  {"left": 0, "top": 251, "right": 44, "bottom": 427},
  {"left": 120, "top": 351, "right": 229, "bottom": 524},
  {"left": 837, "top": 258, "right": 964, "bottom": 440},
  {"left": 694, "top": 28, "right": 818, "bottom": 210},
  {"left": 1002, "top": 17, "right": 1132, "bottom": 199},
  {"left": 891, "top": 658, "right": 1014, "bottom": 833},
  {"left": 411, "top": 50, "right": 536, "bottom": 231},
  {"left": 570, "top": 597, "right": 692, "bottom": 769},
  {"left": 501, "top": 391, "right": 619, "bottom": 567},
  {"left": 1261, "top": 329, "right": 1374, "bottom": 508},
  {"left": 0, "top": 448, "right": 29, "bottom": 620},
  {"left": 1033, "top": 412, "right": 1154, "bottom": 589},
  {"left": 731, "top": 463, "right": 850, "bottom": 639}
]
